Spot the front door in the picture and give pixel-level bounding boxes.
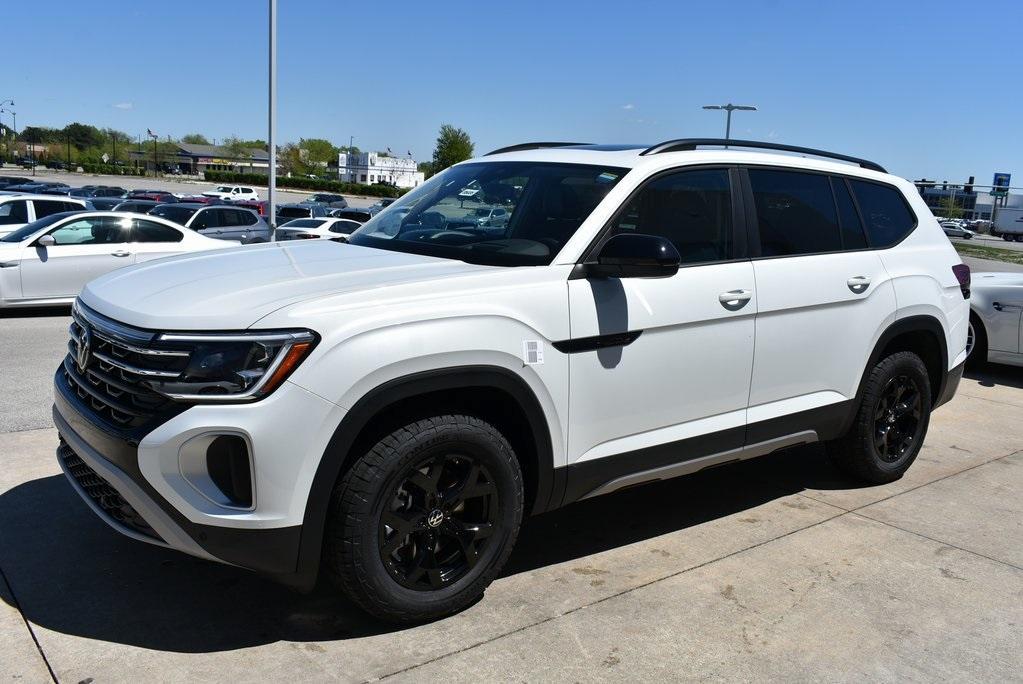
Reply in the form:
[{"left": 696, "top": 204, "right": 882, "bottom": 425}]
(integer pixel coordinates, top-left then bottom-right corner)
[
  {"left": 20, "top": 215, "right": 134, "bottom": 299},
  {"left": 565, "top": 167, "right": 756, "bottom": 489}
]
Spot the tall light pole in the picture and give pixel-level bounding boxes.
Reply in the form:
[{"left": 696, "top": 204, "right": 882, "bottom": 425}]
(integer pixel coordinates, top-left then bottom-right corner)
[
  {"left": 268, "top": 0, "right": 278, "bottom": 236},
  {"left": 702, "top": 103, "right": 757, "bottom": 141}
]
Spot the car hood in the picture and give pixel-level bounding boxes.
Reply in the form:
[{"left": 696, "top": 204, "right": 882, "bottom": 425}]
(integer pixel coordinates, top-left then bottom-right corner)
[{"left": 79, "top": 241, "right": 498, "bottom": 330}]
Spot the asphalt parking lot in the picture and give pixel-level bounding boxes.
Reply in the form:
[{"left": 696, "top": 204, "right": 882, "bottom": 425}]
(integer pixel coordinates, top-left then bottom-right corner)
[{"left": 2, "top": 288, "right": 1022, "bottom": 682}]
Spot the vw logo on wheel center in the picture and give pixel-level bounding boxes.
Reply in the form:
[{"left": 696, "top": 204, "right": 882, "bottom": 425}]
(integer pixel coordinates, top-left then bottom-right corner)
[
  {"left": 75, "top": 324, "right": 92, "bottom": 373},
  {"left": 426, "top": 509, "right": 444, "bottom": 528}
]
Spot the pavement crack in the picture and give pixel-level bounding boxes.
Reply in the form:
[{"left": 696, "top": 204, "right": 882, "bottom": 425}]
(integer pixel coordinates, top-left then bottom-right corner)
[{"left": 0, "top": 562, "right": 58, "bottom": 683}]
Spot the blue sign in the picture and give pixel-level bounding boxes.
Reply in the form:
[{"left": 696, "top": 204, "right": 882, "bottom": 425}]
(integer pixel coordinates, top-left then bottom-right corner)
[{"left": 992, "top": 172, "right": 1011, "bottom": 196}]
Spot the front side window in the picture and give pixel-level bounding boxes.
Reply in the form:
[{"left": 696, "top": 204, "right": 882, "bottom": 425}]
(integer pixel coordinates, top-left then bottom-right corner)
[
  {"left": 0, "top": 200, "right": 29, "bottom": 225},
  {"left": 850, "top": 180, "right": 916, "bottom": 248},
  {"left": 749, "top": 169, "right": 841, "bottom": 256},
  {"left": 607, "top": 168, "right": 733, "bottom": 264},
  {"left": 348, "top": 161, "right": 627, "bottom": 266},
  {"left": 150, "top": 205, "right": 197, "bottom": 225},
  {"left": 133, "top": 219, "right": 183, "bottom": 243},
  {"left": 49, "top": 216, "right": 131, "bottom": 245},
  {"left": 33, "top": 200, "right": 76, "bottom": 219}
]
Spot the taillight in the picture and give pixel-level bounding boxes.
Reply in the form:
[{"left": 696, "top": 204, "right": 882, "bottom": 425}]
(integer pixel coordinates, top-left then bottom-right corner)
[
  {"left": 297, "top": 233, "right": 318, "bottom": 239},
  {"left": 952, "top": 263, "right": 970, "bottom": 299}
]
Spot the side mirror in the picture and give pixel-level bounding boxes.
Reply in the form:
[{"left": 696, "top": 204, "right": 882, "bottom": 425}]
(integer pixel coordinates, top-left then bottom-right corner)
[
  {"left": 585, "top": 233, "right": 680, "bottom": 279},
  {"left": 36, "top": 234, "right": 55, "bottom": 248}
]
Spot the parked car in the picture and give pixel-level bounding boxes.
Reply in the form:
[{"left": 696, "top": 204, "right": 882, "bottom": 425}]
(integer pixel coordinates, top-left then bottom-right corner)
[
  {"left": 112, "top": 199, "right": 160, "bottom": 214},
  {"left": 367, "top": 197, "right": 397, "bottom": 215},
  {"left": 966, "top": 272, "right": 1023, "bottom": 367},
  {"left": 0, "top": 194, "right": 87, "bottom": 238},
  {"left": 0, "top": 211, "right": 236, "bottom": 308},
  {"left": 70, "top": 186, "right": 127, "bottom": 198},
  {"left": 231, "top": 199, "right": 270, "bottom": 217},
  {"left": 470, "top": 206, "right": 511, "bottom": 232},
  {"left": 85, "top": 197, "right": 125, "bottom": 211},
  {"left": 329, "top": 207, "right": 372, "bottom": 222},
  {"left": 301, "top": 193, "right": 349, "bottom": 209},
  {"left": 274, "top": 217, "right": 362, "bottom": 241},
  {"left": 276, "top": 203, "right": 330, "bottom": 221},
  {"left": 52, "top": 138, "right": 968, "bottom": 624},
  {"left": 176, "top": 194, "right": 223, "bottom": 205},
  {"left": 940, "top": 222, "right": 974, "bottom": 239},
  {"left": 5, "top": 182, "right": 69, "bottom": 194},
  {"left": 202, "top": 185, "right": 260, "bottom": 202},
  {"left": 149, "top": 202, "right": 271, "bottom": 243},
  {"left": 0, "top": 176, "right": 32, "bottom": 189}
]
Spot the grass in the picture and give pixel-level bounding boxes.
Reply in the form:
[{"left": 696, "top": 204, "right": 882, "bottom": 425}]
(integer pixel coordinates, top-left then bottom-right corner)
[{"left": 953, "top": 241, "right": 1023, "bottom": 265}]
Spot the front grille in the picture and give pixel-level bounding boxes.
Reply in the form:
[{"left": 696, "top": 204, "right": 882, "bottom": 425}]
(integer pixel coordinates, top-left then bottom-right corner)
[
  {"left": 58, "top": 442, "right": 162, "bottom": 541},
  {"left": 64, "top": 304, "right": 190, "bottom": 428}
]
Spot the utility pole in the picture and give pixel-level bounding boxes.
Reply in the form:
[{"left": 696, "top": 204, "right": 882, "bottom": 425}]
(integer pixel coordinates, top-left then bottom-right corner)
[{"left": 268, "top": 0, "right": 278, "bottom": 236}]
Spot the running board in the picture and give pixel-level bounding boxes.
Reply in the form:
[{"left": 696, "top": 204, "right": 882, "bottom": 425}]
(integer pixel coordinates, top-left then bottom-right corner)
[{"left": 579, "top": 431, "right": 818, "bottom": 500}]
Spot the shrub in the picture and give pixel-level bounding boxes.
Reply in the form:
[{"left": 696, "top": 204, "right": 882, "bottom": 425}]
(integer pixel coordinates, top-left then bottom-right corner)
[
  {"left": 79, "top": 163, "right": 145, "bottom": 176},
  {"left": 203, "top": 171, "right": 406, "bottom": 198}
]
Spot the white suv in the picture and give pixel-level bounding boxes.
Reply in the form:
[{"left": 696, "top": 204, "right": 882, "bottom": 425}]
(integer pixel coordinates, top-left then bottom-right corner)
[
  {"left": 201, "top": 185, "right": 260, "bottom": 201},
  {"left": 53, "top": 139, "right": 970, "bottom": 623}
]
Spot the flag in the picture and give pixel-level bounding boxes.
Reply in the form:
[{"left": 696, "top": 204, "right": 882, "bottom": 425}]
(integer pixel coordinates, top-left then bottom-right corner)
[
  {"left": 407, "top": 150, "right": 412, "bottom": 156},
  {"left": 387, "top": 147, "right": 392, "bottom": 154},
  {"left": 147, "top": 128, "right": 157, "bottom": 138}
]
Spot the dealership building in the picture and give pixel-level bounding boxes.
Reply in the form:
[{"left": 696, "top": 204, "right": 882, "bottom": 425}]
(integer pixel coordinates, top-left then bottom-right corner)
[
  {"left": 337, "top": 151, "right": 425, "bottom": 188},
  {"left": 130, "top": 142, "right": 269, "bottom": 175}
]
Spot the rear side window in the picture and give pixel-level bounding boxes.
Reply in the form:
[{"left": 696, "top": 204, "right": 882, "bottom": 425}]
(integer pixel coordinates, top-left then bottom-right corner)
[
  {"left": 609, "top": 168, "right": 733, "bottom": 264},
  {"left": 33, "top": 200, "right": 75, "bottom": 219},
  {"left": 849, "top": 180, "right": 916, "bottom": 248},
  {"left": 748, "top": 169, "right": 840, "bottom": 256},
  {"left": 133, "top": 219, "right": 183, "bottom": 243},
  {"left": 0, "top": 200, "right": 29, "bottom": 225},
  {"left": 236, "top": 210, "right": 258, "bottom": 226},
  {"left": 831, "top": 177, "right": 868, "bottom": 250}
]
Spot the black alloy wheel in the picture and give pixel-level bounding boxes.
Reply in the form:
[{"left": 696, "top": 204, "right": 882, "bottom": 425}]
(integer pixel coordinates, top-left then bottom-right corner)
[
  {"left": 380, "top": 452, "right": 499, "bottom": 591},
  {"left": 873, "top": 374, "right": 923, "bottom": 462}
]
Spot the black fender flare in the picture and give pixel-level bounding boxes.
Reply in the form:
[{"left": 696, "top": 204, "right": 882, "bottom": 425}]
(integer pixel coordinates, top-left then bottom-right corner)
[{"left": 288, "top": 365, "right": 556, "bottom": 589}]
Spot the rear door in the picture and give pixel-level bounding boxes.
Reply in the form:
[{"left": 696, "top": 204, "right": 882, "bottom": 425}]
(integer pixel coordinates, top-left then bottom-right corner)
[
  {"left": 20, "top": 215, "right": 134, "bottom": 299},
  {"left": 743, "top": 167, "right": 896, "bottom": 440},
  {"left": 218, "top": 209, "right": 260, "bottom": 242},
  {"left": 131, "top": 218, "right": 187, "bottom": 262}
]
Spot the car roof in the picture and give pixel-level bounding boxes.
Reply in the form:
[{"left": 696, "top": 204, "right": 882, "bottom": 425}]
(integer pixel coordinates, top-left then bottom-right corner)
[
  {"left": 477, "top": 141, "right": 893, "bottom": 181},
  {"left": 0, "top": 193, "right": 86, "bottom": 202}
]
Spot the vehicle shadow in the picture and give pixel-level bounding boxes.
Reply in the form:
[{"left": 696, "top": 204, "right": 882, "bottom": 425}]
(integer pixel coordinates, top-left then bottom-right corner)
[
  {"left": 0, "top": 443, "right": 860, "bottom": 653},
  {"left": 965, "top": 363, "right": 1023, "bottom": 390}
]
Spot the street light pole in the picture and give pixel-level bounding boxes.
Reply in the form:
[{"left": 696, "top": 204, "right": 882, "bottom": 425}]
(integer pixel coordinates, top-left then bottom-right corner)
[
  {"left": 268, "top": 0, "right": 278, "bottom": 236},
  {"left": 702, "top": 103, "right": 758, "bottom": 144}
]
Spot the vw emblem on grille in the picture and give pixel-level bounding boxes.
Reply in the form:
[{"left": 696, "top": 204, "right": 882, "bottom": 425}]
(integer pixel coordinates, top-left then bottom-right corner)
[
  {"left": 426, "top": 509, "right": 445, "bottom": 528},
  {"left": 75, "top": 324, "right": 92, "bottom": 373}
]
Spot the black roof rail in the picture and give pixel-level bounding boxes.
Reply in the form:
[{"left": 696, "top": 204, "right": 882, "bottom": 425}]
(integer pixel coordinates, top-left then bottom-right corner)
[
  {"left": 640, "top": 138, "right": 886, "bottom": 173},
  {"left": 485, "top": 142, "right": 589, "bottom": 156}
]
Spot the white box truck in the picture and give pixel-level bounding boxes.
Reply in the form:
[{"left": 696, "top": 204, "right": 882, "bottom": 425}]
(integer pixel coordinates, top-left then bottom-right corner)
[{"left": 994, "top": 207, "right": 1023, "bottom": 242}]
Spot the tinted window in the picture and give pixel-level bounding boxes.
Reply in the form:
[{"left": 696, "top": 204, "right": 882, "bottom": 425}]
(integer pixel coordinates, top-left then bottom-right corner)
[
  {"left": 49, "top": 216, "right": 131, "bottom": 245},
  {"left": 609, "top": 168, "right": 733, "bottom": 264},
  {"left": 283, "top": 219, "right": 324, "bottom": 228},
  {"left": 278, "top": 206, "right": 310, "bottom": 218},
  {"left": 150, "top": 205, "right": 197, "bottom": 225},
  {"left": 133, "top": 219, "right": 183, "bottom": 243},
  {"left": 192, "top": 209, "right": 217, "bottom": 229},
  {"left": 749, "top": 169, "right": 841, "bottom": 256},
  {"left": 831, "top": 177, "right": 868, "bottom": 249},
  {"left": 0, "top": 200, "right": 29, "bottom": 225},
  {"left": 236, "top": 209, "right": 258, "bottom": 226},
  {"left": 33, "top": 200, "right": 76, "bottom": 219},
  {"left": 850, "top": 180, "right": 916, "bottom": 248}
]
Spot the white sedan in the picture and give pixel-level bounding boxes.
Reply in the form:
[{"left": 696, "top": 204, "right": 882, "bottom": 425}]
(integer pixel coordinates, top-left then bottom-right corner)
[
  {"left": 0, "top": 211, "right": 238, "bottom": 308},
  {"left": 274, "top": 217, "right": 363, "bottom": 241},
  {"left": 968, "top": 272, "right": 1023, "bottom": 367}
]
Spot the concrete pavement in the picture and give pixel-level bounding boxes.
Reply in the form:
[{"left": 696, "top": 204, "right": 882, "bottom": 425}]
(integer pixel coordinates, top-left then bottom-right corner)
[{"left": 0, "top": 365, "right": 1020, "bottom": 682}]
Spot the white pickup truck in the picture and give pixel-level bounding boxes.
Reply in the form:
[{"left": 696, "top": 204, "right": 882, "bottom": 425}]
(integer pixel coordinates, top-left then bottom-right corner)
[{"left": 994, "top": 207, "right": 1023, "bottom": 242}]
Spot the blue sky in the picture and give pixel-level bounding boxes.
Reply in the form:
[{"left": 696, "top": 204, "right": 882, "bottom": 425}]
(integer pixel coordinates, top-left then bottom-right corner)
[{"left": 5, "top": 0, "right": 1021, "bottom": 183}]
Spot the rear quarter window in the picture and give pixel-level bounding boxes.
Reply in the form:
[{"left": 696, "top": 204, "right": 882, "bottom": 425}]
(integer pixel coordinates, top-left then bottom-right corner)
[{"left": 849, "top": 180, "right": 916, "bottom": 248}]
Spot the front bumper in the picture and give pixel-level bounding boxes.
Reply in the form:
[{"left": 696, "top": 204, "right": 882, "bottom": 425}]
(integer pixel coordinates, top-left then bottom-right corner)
[{"left": 53, "top": 366, "right": 344, "bottom": 582}]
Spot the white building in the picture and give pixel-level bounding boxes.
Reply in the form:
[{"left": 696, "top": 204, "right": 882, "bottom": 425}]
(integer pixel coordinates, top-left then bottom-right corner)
[{"left": 337, "top": 152, "right": 425, "bottom": 189}]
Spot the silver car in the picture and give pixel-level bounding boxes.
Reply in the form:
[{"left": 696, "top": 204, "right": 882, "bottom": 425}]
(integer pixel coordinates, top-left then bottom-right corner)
[
  {"left": 149, "top": 203, "right": 271, "bottom": 244},
  {"left": 968, "top": 272, "right": 1023, "bottom": 367}
]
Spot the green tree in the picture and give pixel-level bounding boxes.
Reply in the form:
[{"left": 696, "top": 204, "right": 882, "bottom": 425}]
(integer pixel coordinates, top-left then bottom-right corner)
[
  {"left": 63, "top": 122, "right": 103, "bottom": 149},
  {"left": 938, "top": 195, "right": 963, "bottom": 219},
  {"left": 181, "top": 133, "right": 210, "bottom": 145},
  {"left": 431, "top": 124, "right": 474, "bottom": 174},
  {"left": 299, "top": 137, "right": 339, "bottom": 164}
]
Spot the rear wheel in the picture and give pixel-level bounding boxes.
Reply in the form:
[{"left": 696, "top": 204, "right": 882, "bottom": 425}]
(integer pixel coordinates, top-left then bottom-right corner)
[
  {"left": 324, "top": 415, "right": 523, "bottom": 623},
  {"left": 828, "top": 351, "right": 932, "bottom": 484}
]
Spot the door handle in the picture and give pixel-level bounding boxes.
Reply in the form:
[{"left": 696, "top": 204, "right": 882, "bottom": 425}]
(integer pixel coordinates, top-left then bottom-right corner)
[
  {"left": 847, "top": 276, "right": 871, "bottom": 294},
  {"left": 993, "top": 301, "right": 1023, "bottom": 312},
  {"left": 111, "top": 251, "right": 131, "bottom": 257},
  {"left": 719, "top": 289, "right": 752, "bottom": 311}
]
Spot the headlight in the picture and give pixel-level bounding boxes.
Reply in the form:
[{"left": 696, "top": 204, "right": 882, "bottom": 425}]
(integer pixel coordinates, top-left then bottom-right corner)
[{"left": 148, "top": 330, "right": 317, "bottom": 402}]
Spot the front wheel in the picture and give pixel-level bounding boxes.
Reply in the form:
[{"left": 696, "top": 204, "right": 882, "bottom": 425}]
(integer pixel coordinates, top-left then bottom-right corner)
[
  {"left": 324, "top": 415, "right": 523, "bottom": 623},
  {"left": 828, "top": 351, "right": 932, "bottom": 484}
]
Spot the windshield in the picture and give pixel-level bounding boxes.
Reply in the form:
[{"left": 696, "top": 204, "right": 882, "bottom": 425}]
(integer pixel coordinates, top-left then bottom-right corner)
[
  {"left": 348, "top": 162, "right": 626, "bottom": 266},
  {"left": 150, "top": 205, "right": 197, "bottom": 224},
  {"left": 0, "top": 212, "right": 79, "bottom": 242},
  {"left": 216, "top": 186, "right": 232, "bottom": 192}
]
